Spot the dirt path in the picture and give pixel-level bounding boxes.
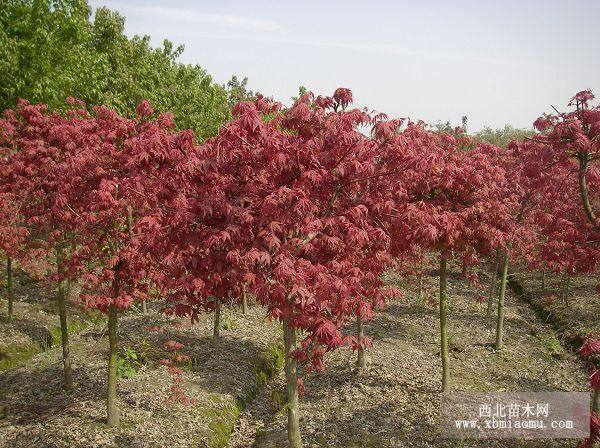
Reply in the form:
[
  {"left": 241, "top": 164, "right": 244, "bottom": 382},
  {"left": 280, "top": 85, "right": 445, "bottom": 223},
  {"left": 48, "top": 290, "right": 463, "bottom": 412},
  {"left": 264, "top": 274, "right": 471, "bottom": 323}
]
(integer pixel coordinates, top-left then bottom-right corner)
[{"left": 230, "top": 265, "right": 590, "bottom": 448}]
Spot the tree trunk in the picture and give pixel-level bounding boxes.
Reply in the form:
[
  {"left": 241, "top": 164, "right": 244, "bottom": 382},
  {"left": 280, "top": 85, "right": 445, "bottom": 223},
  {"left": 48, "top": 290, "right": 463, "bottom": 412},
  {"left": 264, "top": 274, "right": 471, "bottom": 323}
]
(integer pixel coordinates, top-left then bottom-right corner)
[
  {"left": 563, "top": 274, "right": 571, "bottom": 307},
  {"left": 107, "top": 303, "right": 119, "bottom": 427},
  {"left": 356, "top": 313, "right": 365, "bottom": 370},
  {"left": 65, "top": 241, "right": 76, "bottom": 301},
  {"left": 213, "top": 296, "right": 221, "bottom": 341},
  {"left": 283, "top": 314, "right": 303, "bottom": 448},
  {"left": 417, "top": 258, "right": 424, "bottom": 302},
  {"left": 56, "top": 246, "right": 73, "bottom": 391},
  {"left": 6, "top": 256, "right": 13, "bottom": 319},
  {"left": 486, "top": 249, "right": 501, "bottom": 320},
  {"left": 593, "top": 388, "right": 599, "bottom": 414},
  {"left": 541, "top": 269, "right": 546, "bottom": 292},
  {"left": 439, "top": 253, "right": 450, "bottom": 392},
  {"left": 578, "top": 154, "right": 596, "bottom": 226},
  {"left": 65, "top": 277, "right": 72, "bottom": 301},
  {"left": 242, "top": 283, "right": 248, "bottom": 315},
  {"left": 127, "top": 205, "right": 146, "bottom": 315},
  {"left": 495, "top": 245, "right": 511, "bottom": 350}
]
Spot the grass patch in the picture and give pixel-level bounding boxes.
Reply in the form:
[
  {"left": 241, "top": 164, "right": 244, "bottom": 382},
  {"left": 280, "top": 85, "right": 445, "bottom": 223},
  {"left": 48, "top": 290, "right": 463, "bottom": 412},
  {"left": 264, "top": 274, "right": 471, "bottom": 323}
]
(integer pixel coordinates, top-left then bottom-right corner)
[
  {"left": 195, "top": 341, "right": 285, "bottom": 447},
  {"left": 0, "top": 342, "right": 41, "bottom": 371},
  {"left": 537, "top": 333, "right": 565, "bottom": 359},
  {"left": 254, "top": 342, "right": 285, "bottom": 387},
  {"left": 199, "top": 400, "right": 241, "bottom": 448},
  {"left": 47, "top": 316, "right": 89, "bottom": 348}
]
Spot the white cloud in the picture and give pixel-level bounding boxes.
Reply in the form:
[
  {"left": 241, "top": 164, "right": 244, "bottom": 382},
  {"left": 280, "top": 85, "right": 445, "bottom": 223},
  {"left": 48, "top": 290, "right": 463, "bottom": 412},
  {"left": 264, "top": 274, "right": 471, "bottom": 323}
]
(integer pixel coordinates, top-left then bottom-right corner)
[
  {"left": 171, "top": 31, "right": 517, "bottom": 67},
  {"left": 98, "top": 3, "right": 283, "bottom": 32}
]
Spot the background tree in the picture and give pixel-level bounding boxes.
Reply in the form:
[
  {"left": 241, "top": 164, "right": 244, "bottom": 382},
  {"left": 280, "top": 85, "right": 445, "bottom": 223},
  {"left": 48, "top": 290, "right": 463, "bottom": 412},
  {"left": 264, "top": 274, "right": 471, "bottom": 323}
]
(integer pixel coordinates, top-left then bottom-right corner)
[
  {"left": 91, "top": 7, "right": 230, "bottom": 140},
  {"left": 0, "top": 0, "right": 230, "bottom": 140},
  {"left": 0, "top": 0, "right": 103, "bottom": 112},
  {"left": 475, "top": 124, "right": 534, "bottom": 148},
  {"left": 224, "top": 75, "right": 259, "bottom": 108}
]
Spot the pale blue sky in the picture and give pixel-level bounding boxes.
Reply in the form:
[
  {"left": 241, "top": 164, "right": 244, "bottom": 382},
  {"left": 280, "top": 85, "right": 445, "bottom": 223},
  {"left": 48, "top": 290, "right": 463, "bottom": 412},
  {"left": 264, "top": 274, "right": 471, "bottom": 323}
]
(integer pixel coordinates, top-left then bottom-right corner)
[{"left": 89, "top": 0, "right": 600, "bottom": 131}]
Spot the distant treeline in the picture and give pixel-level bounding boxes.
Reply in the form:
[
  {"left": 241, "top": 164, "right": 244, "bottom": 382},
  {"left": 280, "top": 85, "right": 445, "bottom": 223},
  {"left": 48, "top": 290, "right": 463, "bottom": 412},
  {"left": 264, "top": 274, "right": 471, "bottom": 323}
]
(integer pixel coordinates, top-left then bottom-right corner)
[{"left": 0, "top": 0, "right": 257, "bottom": 140}]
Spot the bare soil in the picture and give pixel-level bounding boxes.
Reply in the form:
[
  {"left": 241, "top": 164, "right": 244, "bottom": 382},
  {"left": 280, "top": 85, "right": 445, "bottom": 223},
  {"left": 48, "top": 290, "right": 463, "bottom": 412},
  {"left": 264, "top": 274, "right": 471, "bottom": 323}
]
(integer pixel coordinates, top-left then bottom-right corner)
[
  {"left": 0, "top": 262, "right": 594, "bottom": 448},
  {"left": 0, "top": 282, "right": 281, "bottom": 448},
  {"left": 0, "top": 272, "right": 94, "bottom": 371},
  {"left": 229, "top": 264, "right": 591, "bottom": 448},
  {"left": 514, "top": 269, "right": 600, "bottom": 344}
]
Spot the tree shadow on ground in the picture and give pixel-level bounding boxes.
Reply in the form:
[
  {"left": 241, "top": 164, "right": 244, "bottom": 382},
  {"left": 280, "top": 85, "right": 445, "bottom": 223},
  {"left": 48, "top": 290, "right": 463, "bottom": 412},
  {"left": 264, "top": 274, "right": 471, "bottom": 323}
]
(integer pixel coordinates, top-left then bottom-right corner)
[
  {"left": 491, "top": 371, "right": 569, "bottom": 392},
  {"left": 255, "top": 395, "right": 440, "bottom": 448},
  {"left": 291, "top": 395, "right": 575, "bottom": 448},
  {"left": 111, "top": 311, "right": 279, "bottom": 399},
  {"left": 363, "top": 302, "right": 435, "bottom": 342},
  {"left": 0, "top": 363, "right": 106, "bottom": 425}
]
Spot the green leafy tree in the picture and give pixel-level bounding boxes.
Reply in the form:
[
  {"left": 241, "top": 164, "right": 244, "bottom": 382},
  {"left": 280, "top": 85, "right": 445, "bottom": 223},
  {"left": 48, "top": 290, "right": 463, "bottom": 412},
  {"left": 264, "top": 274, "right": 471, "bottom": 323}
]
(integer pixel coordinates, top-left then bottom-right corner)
[
  {"left": 0, "top": 0, "right": 105, "bottom": 112},
  {"left": 0, "top": 0, "right": 230, "bottom": 140},
  {"left": 291, "top": 85, "right": 308, "bottom": 103},
  {"left": 434, "top": 116, "right": 468, "bottom": 134},
  {"left": 474, "top": 124, "right": 534, "bottom": 148},
  {"left": 91, "top": 7, "right": 230, "bottom": 139},
  {"left": 225, "top": 75, "right": 258, "bottom": 108}
]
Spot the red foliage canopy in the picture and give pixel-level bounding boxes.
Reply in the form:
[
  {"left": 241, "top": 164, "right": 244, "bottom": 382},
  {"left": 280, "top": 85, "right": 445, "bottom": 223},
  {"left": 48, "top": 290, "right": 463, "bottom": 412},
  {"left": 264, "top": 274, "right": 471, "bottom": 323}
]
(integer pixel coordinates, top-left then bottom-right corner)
[{"left": 137, "top": 91, "right": 400, "bottom": 369}]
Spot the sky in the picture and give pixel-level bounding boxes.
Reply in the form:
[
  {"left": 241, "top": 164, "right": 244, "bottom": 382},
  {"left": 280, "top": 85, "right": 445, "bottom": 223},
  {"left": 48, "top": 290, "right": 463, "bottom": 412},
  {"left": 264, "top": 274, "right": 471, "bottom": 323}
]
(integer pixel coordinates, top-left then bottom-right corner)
[{"left": 88, "top": 0, "right": 600, "bottom": 132}]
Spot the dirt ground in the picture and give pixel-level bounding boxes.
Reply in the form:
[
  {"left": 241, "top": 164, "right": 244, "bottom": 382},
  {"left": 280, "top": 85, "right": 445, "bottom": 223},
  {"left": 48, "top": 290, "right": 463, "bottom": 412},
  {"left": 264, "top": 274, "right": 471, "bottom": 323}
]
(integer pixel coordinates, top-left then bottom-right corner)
[
  {"left": 229, "top": 264, "right": 591, "bottom": 448},
  {"left": 0, "top": 262, "right": 594, "bottom": 448},
  {"left": 0, "top": 274, "right": 281, "bottom": 448},
  {"left": 514, "top": 269, "right": 600, "bottom": 344},
  {"left": 0, "top": 271, "right": 94, "bottom": 372}
]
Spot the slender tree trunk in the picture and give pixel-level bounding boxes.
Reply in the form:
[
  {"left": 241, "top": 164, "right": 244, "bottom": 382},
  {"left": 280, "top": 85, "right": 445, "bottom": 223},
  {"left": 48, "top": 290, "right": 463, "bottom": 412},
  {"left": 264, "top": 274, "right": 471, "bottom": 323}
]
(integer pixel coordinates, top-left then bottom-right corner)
[
  {"left": 65, "top": 277, "right": 72, "bottom": 301},
  {"left": 439, "top": 253, "right": 450, "bottom": 392},
  {"left": 578, "top": 154, "right": 596, "bottom": 226},
  {"left": 283, "top": 313, "right": 302, "bottom": 448},
  {"left": 127, "top": 205, "right": 146, "bottom": 315},
  {"left": 486, "top": 249, "right": 501, "bottom": 320},
  {"left": 6, "top": 256, "right": 13, "bottom": 319},
  {"left": 356, "top": 313, "right": 365, "bottom": 370},
  {"left": 495, "top": 245, "right": 511, "bottom": 350},
  {"left": 65, "top": 241, "right": 76, "bottom": 301},
  {"left": 541, "top": 269, "right": 546, "bottom": 292},
  {"left": 107, "top": 303, "right": 119, "bottom": 427},
  {"left": 563, "top": 274, "right": 571, "bottom": 307},
  {"left": 417, "top": 258, "right": 424, "bottom": 302},
  {"left": 107, "top": 263, "right": 121, "bottom": 427},
  {"left": 242, "top": 283, "right": 248, "bottom": 315},
  {"left": 56, "top": 246, "right": 73, "bottom": 391},
  {"left": 213, "top": 296, "right": 221, "bottom": 341},
  {"left": 593, "top": 388, "right": 599, "bottom": 414},
  {"left": 417, "top": 273, "right": 424, "bottom": 302}
]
